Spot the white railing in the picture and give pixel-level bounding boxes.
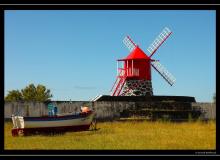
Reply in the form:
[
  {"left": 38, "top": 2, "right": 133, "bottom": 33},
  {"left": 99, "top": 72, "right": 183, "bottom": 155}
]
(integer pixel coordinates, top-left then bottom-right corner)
[{"left": 117, "top": 68, "right": 125, "bottom": 77}]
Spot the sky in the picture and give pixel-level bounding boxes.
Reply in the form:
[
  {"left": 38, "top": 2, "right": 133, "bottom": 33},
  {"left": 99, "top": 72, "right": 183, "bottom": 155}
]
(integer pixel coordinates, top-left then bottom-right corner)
[{"left": 4, "top": 10, "right": 216, "bottom": 102}]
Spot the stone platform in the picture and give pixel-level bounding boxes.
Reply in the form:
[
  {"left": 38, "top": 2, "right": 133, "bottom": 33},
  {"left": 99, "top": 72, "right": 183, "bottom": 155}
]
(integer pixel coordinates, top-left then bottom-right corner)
[
  {"left": 92, "top": 95, "right": 201, "bottom": 121},
  {"left": 95, "top": 95, "right": 196, "bottom": 103}
]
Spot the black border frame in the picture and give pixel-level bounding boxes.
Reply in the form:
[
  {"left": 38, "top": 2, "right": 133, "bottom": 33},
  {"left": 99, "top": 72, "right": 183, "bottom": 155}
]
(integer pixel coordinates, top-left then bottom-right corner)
[{"left": 0, "top": 3, "right": 218, "bottom": 157}]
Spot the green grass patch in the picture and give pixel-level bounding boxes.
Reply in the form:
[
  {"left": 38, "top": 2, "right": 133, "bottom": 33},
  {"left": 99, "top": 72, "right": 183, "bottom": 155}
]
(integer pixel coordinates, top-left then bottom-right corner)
[{"left": 4, "top": 120, "right": 216, "bottom": 150}]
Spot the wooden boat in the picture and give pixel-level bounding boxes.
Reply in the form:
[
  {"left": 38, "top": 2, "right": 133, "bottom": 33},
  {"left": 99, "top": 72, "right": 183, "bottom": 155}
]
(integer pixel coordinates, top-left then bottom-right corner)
[{"left": 11, "top": 109, "right": 95, "bottom": 136}]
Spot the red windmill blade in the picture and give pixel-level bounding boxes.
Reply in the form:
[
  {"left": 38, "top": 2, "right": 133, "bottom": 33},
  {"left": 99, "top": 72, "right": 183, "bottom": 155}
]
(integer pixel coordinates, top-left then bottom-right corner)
[
  {"left": 147, "top": 27, "right": 176, "bottom": 86},
  {"left": 151, "top": 61, "right": 176, "bottom": 86},
  {"left": 147, "top": 27, "right": 172, "bottom": 58},
  {"left": 123, "top": 36, "right": 137, "bottom": 52}
]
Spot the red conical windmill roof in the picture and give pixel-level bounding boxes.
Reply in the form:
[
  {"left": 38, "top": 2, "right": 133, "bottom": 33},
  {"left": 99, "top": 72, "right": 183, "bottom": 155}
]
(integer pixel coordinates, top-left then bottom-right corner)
[{"left": 124, "top": 46, "right": 150, "bottom": 60}]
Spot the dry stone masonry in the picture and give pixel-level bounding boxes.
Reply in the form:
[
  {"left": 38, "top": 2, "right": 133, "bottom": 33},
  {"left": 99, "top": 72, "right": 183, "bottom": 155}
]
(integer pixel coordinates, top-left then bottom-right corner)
[{"left": 121, "top": 80, "right": 153, "bottom": 96}]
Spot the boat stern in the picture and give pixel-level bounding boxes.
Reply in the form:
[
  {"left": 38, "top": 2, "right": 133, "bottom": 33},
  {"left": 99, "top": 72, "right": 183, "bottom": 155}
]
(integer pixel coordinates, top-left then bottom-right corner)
[{"left": 11, "top": 115, "right": 24, "bottom": 136}]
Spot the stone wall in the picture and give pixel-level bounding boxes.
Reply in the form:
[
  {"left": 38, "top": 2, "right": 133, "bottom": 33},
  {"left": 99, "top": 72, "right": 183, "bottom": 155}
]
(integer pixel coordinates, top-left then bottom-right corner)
[
  {"left": 4, "top": 101, "right": 216, "bottom": 121},
  {"left": 93, "top": 101, "right": 136, "bottom": 121},
  {"left": 192, "top": 102, "right": 216, "bottom": 120},
  {"left": 96, "top": 95, "right": 196, "bottom": 102},
  {"left": 121, "top": 80, "right": 153, "bottom": 96}
]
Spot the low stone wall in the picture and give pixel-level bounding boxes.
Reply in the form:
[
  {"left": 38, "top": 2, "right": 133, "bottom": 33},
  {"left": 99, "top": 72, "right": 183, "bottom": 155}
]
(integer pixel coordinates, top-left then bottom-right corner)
[
  {"left": 93, "top": 101, "right": 136, "bottom": 121},
  {"left": 96, "top": 95, "right": 196, "bottom": 102},
  {"left": 4, "top": 101, "right": 216, "bottom": 121},
  {"left": 192, "top": 102, "right": 216, "bottom": 120}
]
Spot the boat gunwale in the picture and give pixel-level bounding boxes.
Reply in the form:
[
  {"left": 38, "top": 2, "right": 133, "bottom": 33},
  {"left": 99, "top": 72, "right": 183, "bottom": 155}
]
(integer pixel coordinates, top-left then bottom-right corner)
[{"left": 20, "top": 111, "right": 94, "bottom": 121}]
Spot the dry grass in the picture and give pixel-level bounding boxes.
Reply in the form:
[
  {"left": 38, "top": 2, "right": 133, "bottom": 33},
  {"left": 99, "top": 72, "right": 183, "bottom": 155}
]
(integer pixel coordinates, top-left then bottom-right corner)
[{"left": 4, "top": 120, "right": 216, "bottom": 150}]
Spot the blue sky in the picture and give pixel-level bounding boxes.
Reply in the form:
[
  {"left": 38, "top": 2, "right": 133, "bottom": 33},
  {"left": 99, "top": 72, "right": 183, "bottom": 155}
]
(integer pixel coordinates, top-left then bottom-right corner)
[{"left": 4, "top": 10, "right": 216, "bottom": 102}]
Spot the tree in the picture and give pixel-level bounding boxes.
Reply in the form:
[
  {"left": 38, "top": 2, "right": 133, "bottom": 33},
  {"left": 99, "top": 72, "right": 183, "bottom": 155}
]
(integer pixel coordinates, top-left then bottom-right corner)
[
  {"left": 35, "top": 84, "right": 52, "bottom": 101},
  {"left": 5, "top": 90, "right": 23, "bottom": 102},
  {"left": 21, "top": 84, "right": 37, "bottom": 101},
  {"left": 5, "top": 84, "right": 53, "bottom": 102},
  {"left": 21, "top": 83, "right": 52, "bottom": 101}
]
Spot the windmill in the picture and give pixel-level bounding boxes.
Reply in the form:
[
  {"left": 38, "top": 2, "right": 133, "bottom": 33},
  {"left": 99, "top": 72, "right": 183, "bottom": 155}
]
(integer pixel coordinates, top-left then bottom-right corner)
[{"left": 111, "top": 27, "right": 176, "bottom": 96}]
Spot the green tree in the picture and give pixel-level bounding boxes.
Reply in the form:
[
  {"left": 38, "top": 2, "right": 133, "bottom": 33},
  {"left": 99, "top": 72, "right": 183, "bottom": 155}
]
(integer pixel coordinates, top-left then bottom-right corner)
[
  {"left": 5, "top": 84, "right": 53, "bottom": 102},
  {"left": 5, "top": 90, "right": 23, "bottom": 102},
  {"left": 35, "top": 84, "right": 52, "bottom": 101},
  {"left": 21, "top": 84, "right": 37, "bottom": 101},
  {"left": 21, "top": 84, "right": 52, "bottom": 101}
]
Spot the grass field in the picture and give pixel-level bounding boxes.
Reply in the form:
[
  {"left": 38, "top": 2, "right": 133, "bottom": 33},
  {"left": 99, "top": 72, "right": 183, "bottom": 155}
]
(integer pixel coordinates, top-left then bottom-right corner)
[{"left": 4, "top": 120, "right": 216, "bottom": 150}]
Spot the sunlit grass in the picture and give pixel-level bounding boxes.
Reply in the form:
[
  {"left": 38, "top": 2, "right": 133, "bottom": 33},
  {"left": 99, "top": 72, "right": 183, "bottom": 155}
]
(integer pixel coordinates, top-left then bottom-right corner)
[{"left": 4, "top": 120, "right": 216, "bottom": 150}]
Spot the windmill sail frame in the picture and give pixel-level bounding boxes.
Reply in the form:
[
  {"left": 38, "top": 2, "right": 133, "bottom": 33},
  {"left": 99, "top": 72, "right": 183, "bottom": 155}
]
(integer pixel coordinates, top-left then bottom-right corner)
[
  {"left": 151, "top": 61, "right": 176, "bottom": 86},
  {"left": 147, "top": 27, "right": 172, "bottom": 58}
]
